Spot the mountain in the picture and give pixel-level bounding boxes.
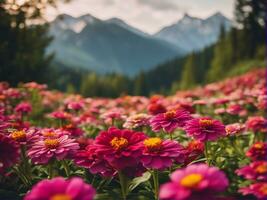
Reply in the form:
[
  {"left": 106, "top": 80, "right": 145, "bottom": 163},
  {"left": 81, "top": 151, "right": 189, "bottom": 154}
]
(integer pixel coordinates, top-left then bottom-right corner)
[
  {"left": 48, "top": 14, "right": 183, "bottom": 76},
  {"left": 155, "top": 12, "right": 232, "bottom": 52}
]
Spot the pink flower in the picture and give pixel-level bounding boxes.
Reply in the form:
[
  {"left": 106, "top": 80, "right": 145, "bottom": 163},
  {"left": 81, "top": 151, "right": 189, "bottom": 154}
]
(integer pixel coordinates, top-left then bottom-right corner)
[
  {"left": 225, "top": 123, "right": 245, "bottom": 136},
  {"left": 48, "top": 111, "right": 71, "bottom": 120},
  {"left": 123, "top": 113, "right": 150, "bottom": 129},
  {"left": 67, "top": 101, "right": 84, "bottom": 111},
  {"left": 74, "top": 145, "right": 116, "bottom": 177},
  {"left": 185, "top": 117, "right": 226, "bottom": 142},
  {"left": 93, "top": 127, "right": 146, "bottom": 170},
  {"left": 236, "top": 161, "right": 267, "bottom": 181},
  {"left": 14, "top": 102, "right": 32, "bottom": 114},
  {"left": 0, "top": 134, "right": 20, "bottom": 174},
  {"left": 150, "top": 109, "right": 192, "bottom": 133},
  {"left": 246, "top": 142, "right": 267, "bottom": 161},
  {"left": 159, "top": 164, "right": 229, "bottom": 200},
  {"left": 246, "top": 116, "right": 267, "bottom": 133},
  {"left": 28, "top": 135, "right": 79, "bottom": 164},
  {"left": 226, "top": 104, "right": 246, "bottom": 116},
  {"left": 9, "top": 128, "right": 39, "bottom": 146},
  {"left": 184, "top": 140, "right": 204, "bottom": 165},
  {"left": 24, "top": 177, "right": 95, "bottom": 200},
  {"left": 140, "top": 137, "right": 186, "bottom": 170},
  {"left": 239, "top": 182, "right": 267, "bottom": 200}
]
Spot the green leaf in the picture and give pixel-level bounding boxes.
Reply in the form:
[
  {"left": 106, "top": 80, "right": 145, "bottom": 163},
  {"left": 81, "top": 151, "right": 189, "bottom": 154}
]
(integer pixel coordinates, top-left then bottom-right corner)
[{"left": 128, "top": 172, "right": 151, "bottom": 191}]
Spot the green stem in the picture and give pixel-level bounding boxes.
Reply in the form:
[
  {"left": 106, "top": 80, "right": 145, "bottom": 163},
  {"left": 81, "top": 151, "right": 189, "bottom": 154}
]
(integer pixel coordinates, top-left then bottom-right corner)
[
  {"left": 152, "top": 170, "right": 159, "bottom": 200},
  {"left": 21, "top": 145, "right": 32, "bottom": 183},
  {"left": 169, "top": 132, "right": 173, "bottom": 140},
  {"left": 48, "top": 160, "right": 55, "bottom": 179},
  {"left": 204, "top": 142, "right": 210, "bottom": 166},
  {"left": 62, "top": 160, "right": 70, "bottom": 177},
  {"left": 118, "top": 171, "right": 129, "bottom": 200}
]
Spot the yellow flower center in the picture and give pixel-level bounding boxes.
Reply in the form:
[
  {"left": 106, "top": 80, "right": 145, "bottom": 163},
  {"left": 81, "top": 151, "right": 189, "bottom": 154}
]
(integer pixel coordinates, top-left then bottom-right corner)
[
  {"left": 110, "top": 137, "right": 128, "bottom": 150},
  {"left": 44, "top": 139, "right": 60, "bottom": 149},
  {"left": 180, "top": 173, "right": 203, "bottom": 188},
  {"left": 144, "top": 137, "right": 162, "bottom": 151},
  {"left": 254, "top": 143, "right": 264, "bottom": 149},
  {"left": 259, "top": 184, "right": 267, "bottom": 195},
  {"left": 199, "top": 119, "right": 213, "bottom": 127},
  {"left": 164, "top": 110, "right": 176, "bottom": 120},
  {"left": 11, "top": 130, "right": 26, "bottom": 141},
  {"left": 255, "top": 163, "right": 267, "bottom": 174},
  {"left": 50, "top": 194, "right": 72, "bottom": 200},
  {"left": 43, "top": 131, "right": 57, "bottom": 137}
]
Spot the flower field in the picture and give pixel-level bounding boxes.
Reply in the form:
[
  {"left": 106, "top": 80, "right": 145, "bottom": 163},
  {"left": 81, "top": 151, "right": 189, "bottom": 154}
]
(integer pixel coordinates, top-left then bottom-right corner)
[{"left": 0, "top": 69, "right": 266, "bottom": 200}]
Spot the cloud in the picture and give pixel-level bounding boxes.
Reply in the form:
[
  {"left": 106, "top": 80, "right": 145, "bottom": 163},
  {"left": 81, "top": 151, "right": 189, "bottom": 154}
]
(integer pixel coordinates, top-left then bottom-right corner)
[
  {"left": 46, "top": 0, "right": 234, "bottom": 34},
  {"left": 136, "top": 0, "right": 180, "bottom": 11}
]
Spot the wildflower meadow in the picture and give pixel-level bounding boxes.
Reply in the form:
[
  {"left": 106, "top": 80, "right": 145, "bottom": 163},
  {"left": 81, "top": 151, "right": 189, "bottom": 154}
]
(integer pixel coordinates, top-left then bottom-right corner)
[{"left": 0, "top": 69, "right": 266, "bottom": 200}]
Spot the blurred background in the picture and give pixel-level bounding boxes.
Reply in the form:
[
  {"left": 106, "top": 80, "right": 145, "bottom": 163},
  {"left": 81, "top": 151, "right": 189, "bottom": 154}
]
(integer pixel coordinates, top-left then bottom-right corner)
[{"left": 0, "top": 0, "right": 266, "bottom": 97}]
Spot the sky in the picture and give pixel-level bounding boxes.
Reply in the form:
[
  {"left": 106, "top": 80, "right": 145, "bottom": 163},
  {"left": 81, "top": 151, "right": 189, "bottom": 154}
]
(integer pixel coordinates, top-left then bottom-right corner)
[{"left": 46, "top": 0, "right": 235, "bottom": 34}]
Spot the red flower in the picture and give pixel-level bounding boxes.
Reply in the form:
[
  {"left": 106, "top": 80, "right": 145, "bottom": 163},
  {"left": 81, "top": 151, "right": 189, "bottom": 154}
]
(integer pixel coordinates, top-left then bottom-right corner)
[
  {"left": 0, "top": 134, "right": 20, "bottom": 174},
  {"left": 94, "top": 127, "right": 146, "bottom": 170},
  {"left": 239, "top": 182, "right": 267, "bottom": 200},
  {"left": 246, "top": 142, "right": 267, "bottom": 161}
]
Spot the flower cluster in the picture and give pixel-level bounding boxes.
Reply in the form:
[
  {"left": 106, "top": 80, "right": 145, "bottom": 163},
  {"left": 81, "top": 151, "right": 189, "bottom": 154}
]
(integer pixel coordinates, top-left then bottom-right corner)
[{"left": 0, "top": 69, "right": 265, "bottom": 199}]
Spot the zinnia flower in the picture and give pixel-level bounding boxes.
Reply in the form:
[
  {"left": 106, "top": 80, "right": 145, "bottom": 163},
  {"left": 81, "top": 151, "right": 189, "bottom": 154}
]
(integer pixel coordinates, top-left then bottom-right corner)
[
  {"left": 14, "top": 102, "right": 32, "bottom": 114},
  {"left": 184, "top": 140, "right": 204, "bottom": 165},
  {"left": 0, "top": 134, "right": 20, "bottom": 173},
  {"left": 185, "top": 117, "right": 226, "bottom": 142},
  {"left": 236, "top": 161, "right": 267, "bottom": 181},
  {"left": 9, "top": 128, "right": 39, "bottom": 146},
  {"left": 246, "top": 142, "right": 267, "bottom": 161},
  {"left": 93, "top": 127, "right": 146, "bottom": 170},
  {"left": 159, "top": 164, "right": 229, "bottom": 200},
  {"left": 140, "top": 137, "right": 186, "bottom": 170},
  {"left": 225, "top": 123, "right": 245, "bottom": 136},
  {"left": 24, "top": 177, "right": 95, "bottom": 200},
  {"left": 123, "top": 113, "right": 150, "bottom": 129},
  {"left": 239, "top": 182, "right": 267, "bottom": 200},
  {"left": 74, "top": 145, "right": 116, "bottom": 177},
  {"left": 246, "top": 116, "right": 267, "bottom": 133},
  {"left": 150, "top": 109, "right": 192, "bottom": 133},
  {"left": 28, "top": 135, "right": 79, "bottom": 164},
  {"left": 48, "top": 111, "right": 71, "bottom": 120}
]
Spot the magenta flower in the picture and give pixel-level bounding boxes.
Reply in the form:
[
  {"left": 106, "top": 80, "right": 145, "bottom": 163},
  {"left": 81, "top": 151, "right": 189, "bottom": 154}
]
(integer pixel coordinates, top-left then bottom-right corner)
[
  {"left": 93, "top": 127, "right": 146, "bottom": 170},
  {"left": 0, "top": 134, "right": 20, "bottom": 173},
  {"left": 239, "top": 182, "right": 267, "bottom": 200},
  {"left": 236, "top": 161, "right": 267, "bottom": 181},
  {"left": 67, "top": 101, "right": 84, "bottom": 111},
  {"left": 74, "top": 145, "right": 116, "bottom": 177},
  {"left": 28, "top": 135, "right": 79, "bottom": 164},
  {"left": 159, "top": 164, "right": 229, "bottom": 200},
  {"left": 150, "top": 109, "right": 192, "bottom": 133},
  {"left": 140, "top": 137, "right": 186, "bottom": 170},
  {"left": 24, "top": 177, "right": 95, "bottom": 200},
  {"left": 14, "top": 102, "right": 32, "bottom": 114},
  {"left": 185, "top": 117, "right": 226, "bottom": 142}
]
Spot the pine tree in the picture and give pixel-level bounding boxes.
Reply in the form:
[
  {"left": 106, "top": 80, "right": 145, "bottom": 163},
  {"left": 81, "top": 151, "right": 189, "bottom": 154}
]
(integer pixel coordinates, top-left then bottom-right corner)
[
  {"left": 180, "top": 53, "right": 197, "bottom": 89},
  {"left": 0, "top": 0, "right": 57, "bottom": 85}
]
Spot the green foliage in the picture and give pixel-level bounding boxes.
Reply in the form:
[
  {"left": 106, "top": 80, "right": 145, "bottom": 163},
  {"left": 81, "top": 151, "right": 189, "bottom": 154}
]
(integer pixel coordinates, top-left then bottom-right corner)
[{"left": 180, "top": 53, "right": 197, "bottom": 89}]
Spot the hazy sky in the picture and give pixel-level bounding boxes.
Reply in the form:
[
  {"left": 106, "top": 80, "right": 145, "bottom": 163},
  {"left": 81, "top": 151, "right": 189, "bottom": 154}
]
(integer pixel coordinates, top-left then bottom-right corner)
[{"left": 46, "top": 0, "right": 235, "bottom": 34}]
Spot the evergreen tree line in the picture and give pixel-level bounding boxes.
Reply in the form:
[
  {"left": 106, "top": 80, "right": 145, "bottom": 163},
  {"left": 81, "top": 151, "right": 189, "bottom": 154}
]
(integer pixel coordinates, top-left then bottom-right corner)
[{"left": 0, "top": 0, "right": 266, "bottom": 97}]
